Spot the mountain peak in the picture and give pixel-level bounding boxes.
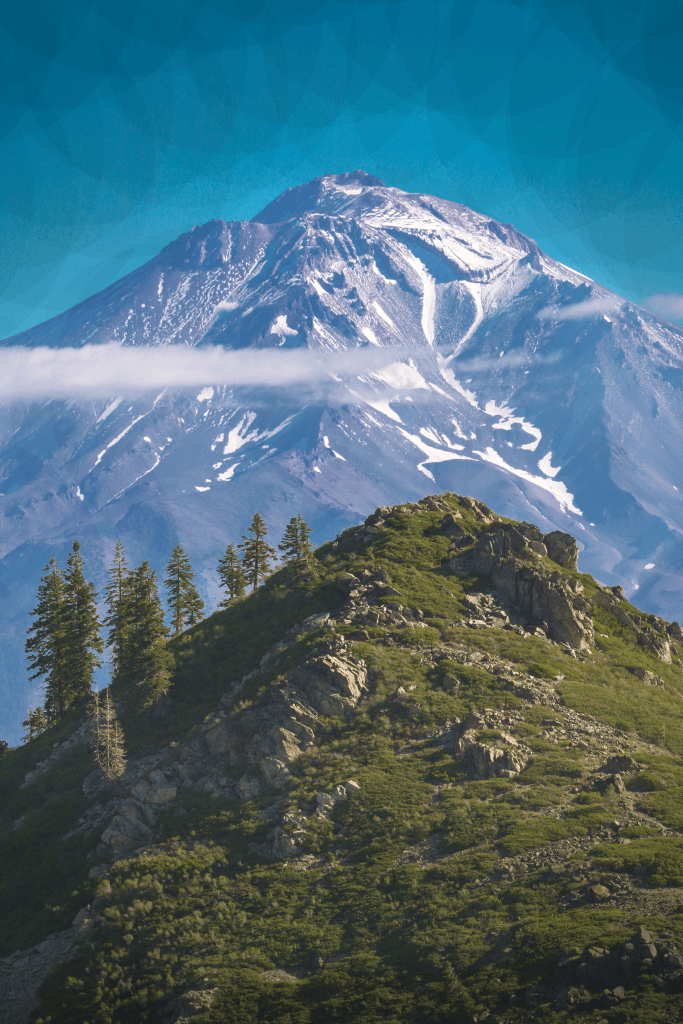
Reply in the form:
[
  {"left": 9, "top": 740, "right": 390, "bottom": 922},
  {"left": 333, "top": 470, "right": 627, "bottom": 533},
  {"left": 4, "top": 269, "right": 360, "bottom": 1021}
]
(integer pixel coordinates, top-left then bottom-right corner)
[{"left": 252, "top": 169, "right": 386, "bottom": 224}]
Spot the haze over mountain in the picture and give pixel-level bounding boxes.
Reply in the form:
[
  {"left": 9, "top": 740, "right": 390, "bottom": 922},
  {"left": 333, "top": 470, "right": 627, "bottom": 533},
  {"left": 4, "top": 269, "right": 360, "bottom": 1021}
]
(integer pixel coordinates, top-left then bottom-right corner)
[{"left": 2, "top": 168, "right": 683, "bottom": 741}]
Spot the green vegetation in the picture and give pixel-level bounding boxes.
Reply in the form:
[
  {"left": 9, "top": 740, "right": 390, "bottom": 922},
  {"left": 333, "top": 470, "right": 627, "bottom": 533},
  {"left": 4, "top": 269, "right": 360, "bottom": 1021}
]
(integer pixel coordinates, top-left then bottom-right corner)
[{"left": 3, "top": 494, "right": 683, "bottom": 1022}]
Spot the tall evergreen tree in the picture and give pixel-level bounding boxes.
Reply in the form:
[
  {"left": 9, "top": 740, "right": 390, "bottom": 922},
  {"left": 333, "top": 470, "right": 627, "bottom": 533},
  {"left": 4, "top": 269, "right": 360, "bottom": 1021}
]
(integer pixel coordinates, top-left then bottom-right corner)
[
  {"left": 278, "top": 517, "right": 300, "bottom": 563},
  {"left": 25, "top": 556, "right": 68, "bottom": 721},
  {"left": 62, "top": 540, "right": 103, "bottom": 704},
  {"left": 104, "top": 541, "right": 132, "bottom": 679},
  {"left": 238, "top": 513, "right": 278, "bottom": 591},
  {"left": 279, "top": 514, "right": 314, "bottom": 563},
  {"left": 122, "top": 561, "right": 173, "bottom": 707},
  {"left": 296, "top": 513, "right": 313, "bottom": 560},
  {"left": 22, "top": 706, "right": 47, "bottom": 743},
  {"left": 217, "top": 543, "right": 246, "bottom": 603},
  {"left": 88, "top": 689, "right": 127, "bottom": 780},
  {"left": 164, "top": 544, "right": 204, "bottom": 636}
]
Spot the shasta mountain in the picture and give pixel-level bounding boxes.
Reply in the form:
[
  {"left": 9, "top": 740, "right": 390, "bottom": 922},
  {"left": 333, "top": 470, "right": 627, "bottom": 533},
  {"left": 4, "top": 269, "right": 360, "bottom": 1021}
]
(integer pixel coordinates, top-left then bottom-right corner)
[{"left": 1, "top": 168, "right": 683, "bottom": 740}]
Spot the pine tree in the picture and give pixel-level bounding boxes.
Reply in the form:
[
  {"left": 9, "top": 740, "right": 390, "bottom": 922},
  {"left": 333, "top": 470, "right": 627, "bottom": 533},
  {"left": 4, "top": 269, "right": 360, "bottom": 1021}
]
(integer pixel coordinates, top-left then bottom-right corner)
[
  {"left": 278, "top": 518, "right": 300, "bottom": 563},
  {"left": 25, "top": 556, "right": 68, "bottom": 721},
  {"left": 278, "top": 514, "right": 314, "bottom": 563},
  {"left": 217, "top": 543, "right": 246, "bottom": 603},
  {"left": 122, "top": 561, "right": 174, "bottom": 707},
  {"left": 104, "top": 541, "right": 133, "bottom": 679},
  {"left": 296, "top": 513, "right": 313, "bottom": 560},
  {"left": 164, "top": 544, "right": 204, "bottom": 636},
  {"left": 22, "top": 706, "right": 47, "bottom": 743},
  {"left": 88, "top": 689, "right": 126, "bottom": 780},
  {"left": 63, "top": 540, "right": 104, "bottom": 704},
  {"left": 185, "top": 585, "right": 205, "bottom": 627},
  {"left": 238, "top": 513, "right": 278, "bottom": 591}
]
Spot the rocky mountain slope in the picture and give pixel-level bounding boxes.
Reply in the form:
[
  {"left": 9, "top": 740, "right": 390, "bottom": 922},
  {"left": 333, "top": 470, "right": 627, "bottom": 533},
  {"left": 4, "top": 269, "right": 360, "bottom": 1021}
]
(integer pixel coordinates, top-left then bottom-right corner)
[
  {"left": 3, "top": 170, "right": 683, "bottom": 739},
  {"left": 3, "top": 493, "right": 683, "bottom": 1023}
]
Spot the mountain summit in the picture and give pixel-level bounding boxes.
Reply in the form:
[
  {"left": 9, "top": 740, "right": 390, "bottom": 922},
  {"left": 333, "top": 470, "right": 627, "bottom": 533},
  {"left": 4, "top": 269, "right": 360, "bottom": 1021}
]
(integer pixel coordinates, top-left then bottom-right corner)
[{"left": 1, "top": 172, "right": 683, "bottom": 738}]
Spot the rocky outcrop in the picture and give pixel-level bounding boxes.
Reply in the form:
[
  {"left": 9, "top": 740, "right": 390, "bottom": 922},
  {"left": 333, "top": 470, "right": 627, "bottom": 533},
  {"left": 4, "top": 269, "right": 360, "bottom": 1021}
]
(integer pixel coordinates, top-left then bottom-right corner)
[
  {"left": 21, "top": 719, "right": 94, "bottom": 788},
  {"left": 259, "top": 779, "right": 361, "bottom": 860},
  {"left": 163, "top": 983, "right": 218, "bottom": 1023},
  {"left": 0, "top": 908, "right": 95, "bottom": 1024},
  {"left": 89, "top": 636, "right": 367, "bottom": 860},
  {"left": 544, "top": 530, "right": 579, "bottom": 569},
  {"left": 593, "top": 589, "right": 672, "bottom": 663},
  {"left": 96, "top": 799, "right": 158, "bottom": 859},
  {"left": 243, "top": 637, "right": 367, "bottom": 788},
  {"left": 551, "top": 926, "right": 683, "bottom": 1006},
  {"left": 445, "top": 711, "right": 530, "bottom": 780},
  {"left": 446, "top": 527, "right": 594, "bottom": 651}
]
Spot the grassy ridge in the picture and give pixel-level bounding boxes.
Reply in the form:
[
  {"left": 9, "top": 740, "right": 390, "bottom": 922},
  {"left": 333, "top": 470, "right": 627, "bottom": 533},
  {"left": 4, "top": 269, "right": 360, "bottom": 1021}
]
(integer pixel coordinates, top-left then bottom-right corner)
[{"left": 1, "top": 495, "right": 683, "bottom": 1022}]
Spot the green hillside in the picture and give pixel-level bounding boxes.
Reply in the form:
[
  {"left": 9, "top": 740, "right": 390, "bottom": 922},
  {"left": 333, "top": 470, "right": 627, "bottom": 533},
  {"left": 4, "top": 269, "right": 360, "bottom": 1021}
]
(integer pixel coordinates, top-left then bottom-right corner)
[{"left": 3, "top": 493, "right": 683, "bottom": 1024}]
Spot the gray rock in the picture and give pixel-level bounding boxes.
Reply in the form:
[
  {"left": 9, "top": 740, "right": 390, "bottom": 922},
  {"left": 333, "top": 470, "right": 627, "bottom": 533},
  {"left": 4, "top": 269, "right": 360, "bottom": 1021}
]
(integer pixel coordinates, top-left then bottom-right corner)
[
  {"left": 600, "top": 754, "right": 643, "bottom": 774},
  {"left": 0, "top": 919, "right": 91, "bottom": 1024},
  {"left": 628, "top": 667, "right": 665, "bottom": 686},
  {"left": 543, "top": 531, "right": 579, "bottom": 570},
  {"left": 236, "top": 775, "right": 264, "bottom": 800},
  {"left": 165, "top": 985, "right": 218, "bottom": 1023},
  {"left": 637, "top": 631, "right": 672, "bottom": 664},
  {"left": 667, "top": 621, "right": 683, "bottom": 641},
  {"left": 446, "top": 528, "right": 593, "bottom": 649},
  {"left": 301, "top": 612, "right": 332, "bottom": 633},
  {"left": 130, "top": 770, "right": 177, "bottom": 805},
  {"left": 96, "top": 800, "right": 156, "bottom": 859}
]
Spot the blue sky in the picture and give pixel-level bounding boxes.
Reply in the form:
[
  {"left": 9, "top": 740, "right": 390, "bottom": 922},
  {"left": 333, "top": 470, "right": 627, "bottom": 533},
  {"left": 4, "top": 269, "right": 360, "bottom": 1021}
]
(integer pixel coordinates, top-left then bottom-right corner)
[{"left": 2, "top": 0, "right": 682, "bottom": 340}]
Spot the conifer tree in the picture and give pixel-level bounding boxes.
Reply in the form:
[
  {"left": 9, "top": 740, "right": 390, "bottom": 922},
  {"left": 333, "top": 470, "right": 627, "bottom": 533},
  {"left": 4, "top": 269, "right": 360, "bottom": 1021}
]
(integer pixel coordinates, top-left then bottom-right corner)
[
  {"left": 88, "top": 689, "right": 126, "bottom": 780},
  {"left": 278, "top": 514, "right": 313, "bottom": 563},
  {"left": 104, "top": 541, "right": 133, "bottom": 679},
  {"left": 278, "top": 517, "right": 300, "bottom": 563},
  {"left": 25, "top": 556, "right": 68, "bottom": 721},
  {"left": 238, "top": 513, "right": 278, "bottom": 591},
  {"left": 217, "top": 543, "right": 246, "bottom": 603},
  {"left": 122, "top": 561, "right": 173, "bottom": 707},
  {"left": 296, "top": 513, "right": 313, "bottom": 560},
  {"left": 164, "top": 543, "right": 205, "bottom": 636},
  {"left": 62, "top": 540, "right": 104, "bottom": 704},
  {"left": 22, "top": 706, "right": 47, "bottom": 743}
]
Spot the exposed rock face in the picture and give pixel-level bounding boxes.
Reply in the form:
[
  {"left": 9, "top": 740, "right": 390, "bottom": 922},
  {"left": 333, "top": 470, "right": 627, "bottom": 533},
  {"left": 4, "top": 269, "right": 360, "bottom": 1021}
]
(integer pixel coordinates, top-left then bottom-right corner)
[
  {"left": 243, "top": 637, "right": 367, "bottom": 788},
  {"left": 446, "top": 711, "right": 530, "bottom": 780},
  {"left": 21, "top": 719, "right": 94, "bottom": 788},
  {"left": 592, "top": 589, "right": 673, "bottom": 663},
  {"left": 446, "top": 526, "right": 594, "bottom": 651},
  {"left": 96, "top": 800, "right": 157, "bottom": 859},
  {"left": 544, "top": 531, "right": 579, "bottom": 569},
  {"left": 0, "top": 908, "right": 95, "bottom": 1024},
  {"left": 90, "top": 636, "right": 367, "bottom": 860}
]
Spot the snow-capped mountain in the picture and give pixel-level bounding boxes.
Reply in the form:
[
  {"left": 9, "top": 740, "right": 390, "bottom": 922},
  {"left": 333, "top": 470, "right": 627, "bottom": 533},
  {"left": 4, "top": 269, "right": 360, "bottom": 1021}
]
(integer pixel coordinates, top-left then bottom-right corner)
[{"left": 2, "top": 168, "right": 683, "bottom": 740}]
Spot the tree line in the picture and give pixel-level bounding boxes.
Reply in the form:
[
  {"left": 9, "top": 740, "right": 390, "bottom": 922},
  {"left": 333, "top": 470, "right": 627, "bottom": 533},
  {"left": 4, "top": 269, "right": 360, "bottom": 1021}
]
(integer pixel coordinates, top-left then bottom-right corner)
[{"left": 20, "top": 512, "right": 312, "bottom": 743}]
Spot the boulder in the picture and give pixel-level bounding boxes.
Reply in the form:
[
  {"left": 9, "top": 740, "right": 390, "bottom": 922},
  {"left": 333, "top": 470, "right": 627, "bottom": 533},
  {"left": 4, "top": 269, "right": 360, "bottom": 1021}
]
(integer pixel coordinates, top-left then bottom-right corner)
[
  {"left": 270, "top": 826, "right": 303, "bottom": 859},
  {"left": 335, "top": 573, "right": 360, "bottom": 593},
  {"left": 628, "top": 667, "right": 665, "bottom": 686},
  {"left": 543, "top": 531, "right": 579, "bottom": 569},
  {"left": 96, "top": 800, "right": 156, "bottom": 858},
  {"left": 300, "top": 612, "right": 331, "bottom": 633},
  {"left": 599, "top": 754, "right": 642, "bottom": 774},
  {"left": 204, "top": 720, "right": 239, "bottom": 757},
  {"left": 130, "top": 770, "right": 177, "bottom": 805},
  {"left": 638, "top": 632, "right": 672, "bottom": 664},
  {"left": 236, "top": 774, "right": 264, "bottom": 799},
  {"left": 667, "top": 621, "right": 683, "bottom": 641}
]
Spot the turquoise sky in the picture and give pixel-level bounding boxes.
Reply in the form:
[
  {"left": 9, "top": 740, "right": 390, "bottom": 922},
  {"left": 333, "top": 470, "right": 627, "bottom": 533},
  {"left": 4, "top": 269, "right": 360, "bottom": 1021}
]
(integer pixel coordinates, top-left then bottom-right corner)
[{"left": 2, "top": 0, "right": 682, "bottom": 339}]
